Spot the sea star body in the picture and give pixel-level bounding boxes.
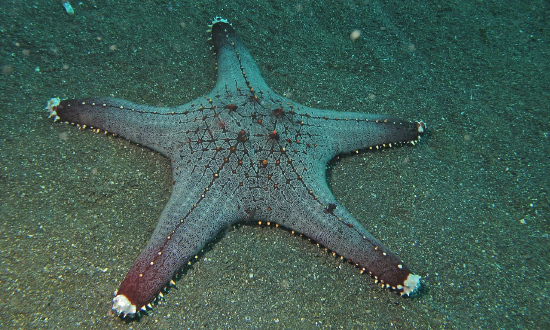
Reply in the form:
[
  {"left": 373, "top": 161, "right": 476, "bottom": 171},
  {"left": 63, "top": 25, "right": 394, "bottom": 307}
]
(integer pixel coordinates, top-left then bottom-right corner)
[{"left": 46, "top": 17, "right": 424, "bottom": 317}]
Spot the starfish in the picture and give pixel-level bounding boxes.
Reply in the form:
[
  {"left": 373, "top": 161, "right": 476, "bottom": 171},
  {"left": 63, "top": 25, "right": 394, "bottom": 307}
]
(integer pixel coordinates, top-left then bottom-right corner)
[{"left": 46, "top": 17, "right": 424, "bottom": 317}]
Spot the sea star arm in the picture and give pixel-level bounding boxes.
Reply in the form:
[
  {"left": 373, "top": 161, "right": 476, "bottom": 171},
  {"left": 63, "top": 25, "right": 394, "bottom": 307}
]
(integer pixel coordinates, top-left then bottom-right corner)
[
  {"left": 210, "top": 17, "right": 271, "bottom": 95},
  {"left": 112, "top": 185, "right": 240, "bottom": 316},
  {"left": 292, "top": 104, "right": 425, "bottom": 161},
  {"left": 45, "top": 97, "right": 197, "bottom": 158},
  {"left": 273, "top": 181, "right": 421, "bottom": 296}
]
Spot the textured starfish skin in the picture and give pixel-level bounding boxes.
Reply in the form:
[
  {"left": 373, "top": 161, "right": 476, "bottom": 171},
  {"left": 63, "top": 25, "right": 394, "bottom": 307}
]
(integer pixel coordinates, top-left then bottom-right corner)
[{"left": 47, "top": 17, "right": 424, "bottom": 317}]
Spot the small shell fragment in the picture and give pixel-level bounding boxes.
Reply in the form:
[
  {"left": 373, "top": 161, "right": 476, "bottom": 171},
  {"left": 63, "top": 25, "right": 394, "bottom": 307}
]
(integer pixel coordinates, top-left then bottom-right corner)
[{"left": 62, "top": 0, "right": 75, "bottom": 16}]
